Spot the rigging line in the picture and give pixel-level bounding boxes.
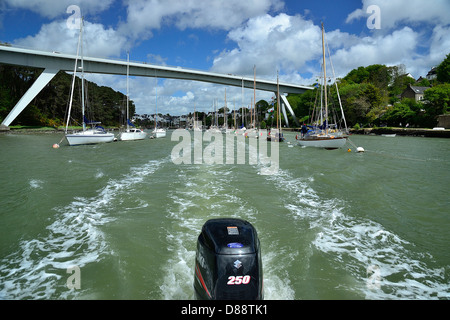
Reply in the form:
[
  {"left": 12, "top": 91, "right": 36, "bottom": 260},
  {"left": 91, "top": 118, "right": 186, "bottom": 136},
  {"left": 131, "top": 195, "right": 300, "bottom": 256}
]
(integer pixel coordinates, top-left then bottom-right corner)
[
  {"left": 347, "top": 137, "right": 358, "bottom": 149},
  {"left": 325, "top": 30, "right": 348, "bottom": 132}
]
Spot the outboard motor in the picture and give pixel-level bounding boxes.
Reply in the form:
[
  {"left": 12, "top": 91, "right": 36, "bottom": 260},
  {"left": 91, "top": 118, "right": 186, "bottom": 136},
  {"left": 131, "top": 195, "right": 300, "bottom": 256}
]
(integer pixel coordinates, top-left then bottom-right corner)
[{"left": 194, "top": 218, "right": 263, "bottom": 300}]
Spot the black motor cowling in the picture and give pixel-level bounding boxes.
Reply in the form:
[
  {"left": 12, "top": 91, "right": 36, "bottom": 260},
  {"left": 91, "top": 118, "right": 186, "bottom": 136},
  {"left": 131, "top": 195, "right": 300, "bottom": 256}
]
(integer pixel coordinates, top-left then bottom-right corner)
[{"left": 194, "top": 218, "right": 263, "bottom": 300}]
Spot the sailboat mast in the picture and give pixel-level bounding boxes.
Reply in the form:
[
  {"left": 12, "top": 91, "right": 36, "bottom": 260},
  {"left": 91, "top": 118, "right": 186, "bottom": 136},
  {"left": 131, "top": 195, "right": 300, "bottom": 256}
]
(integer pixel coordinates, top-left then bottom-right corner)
[
  {"left": 80, "top": 18, "right": 86, "bottom": 132},
  {"left": 126, "top": 51, "right": 130, "bottom": 130},
  {"left": 322, "top": 22, "right": 328, "bottom": 135},
  {"left": 233, "top": 99, "right": 236, "bottom": 129},
  {"left": 276, "top": 70, "right": 279, "bottom": 131},
  {"left": 253, "top": 65, "right": 256, "bottom": 128},
  {"left": 224, "top": 88, "right": 227, "bottom": 129},
  {"left": 65, "top": 18, "right": 82, "bottom": 133}
]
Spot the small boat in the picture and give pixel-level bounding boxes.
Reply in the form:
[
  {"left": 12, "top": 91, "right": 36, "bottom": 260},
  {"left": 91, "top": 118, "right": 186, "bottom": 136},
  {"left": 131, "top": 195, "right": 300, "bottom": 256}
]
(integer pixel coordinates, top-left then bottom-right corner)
[
  {"left": 206, "top": 126, "right": 221, "bottom": 134},
  {"left": 152, "top": 127, "right": 167, "bottom": 138},
  {"left": 151, "top": 76, "right": 166, "bottom": 138},
  {"left": 267, "top": 71, "right": 284, "bottom": 142},
  {"left": 119, "top": 126, "right": 147, "bottom": 141},
  {"left": 297, "top": 134, "right": 346, "bottom": 149},
  {"left": 118, "top": 52, "right": 147, "bottom": 141},
  {"left": 381, "top": 134, "right": 396, "bottom": 137},
  {"left": 64, "top": 18, "right": 114, "bottom": 146},
  {"left": 297, "top": 23, "right": 348, "bottom": 149},
  {"left": 267, "top": 128, "right": 285, "bottom": 142},
  {"left": 245, "top": 127, "right": 259, "bottom": 138},
  {"left": 66, "top": 126, "right": 115, "bottom": 146},
  {"left": 206, "top": 99, "right": 222, "bottom": 134}
]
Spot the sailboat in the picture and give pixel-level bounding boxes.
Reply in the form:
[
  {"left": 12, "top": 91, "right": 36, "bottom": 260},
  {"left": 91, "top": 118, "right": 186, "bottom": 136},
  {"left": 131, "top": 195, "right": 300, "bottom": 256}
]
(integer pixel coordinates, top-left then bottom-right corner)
[
  {"left": 267, "top": 71, "right": 284, "bottom": 142},
  {"left": 206, "top": 99, "right": 221, "bottom": 133},
  {"left": 235, "top": 78, "right": 247, "bottom": 136},
  {"left": 223, "top": 89, "right": 234, "bottom": 134},
  {"left": 193, "top": 102, "right": 202, "bottom": 132},
  {"left": 65, "top": 18, "right": 115, "bottom": 146},
  {"left": 245, "top": 66, "right": 259, "bottom": 139},
  {"left": 297, "top": 23, "right": 347, "bottom": 149},
  {"left": 151, "top": 77, "right": 166, "bottom": 138},
  {"left": 118, "top": 52, "right": 147, "bottom": 141}
]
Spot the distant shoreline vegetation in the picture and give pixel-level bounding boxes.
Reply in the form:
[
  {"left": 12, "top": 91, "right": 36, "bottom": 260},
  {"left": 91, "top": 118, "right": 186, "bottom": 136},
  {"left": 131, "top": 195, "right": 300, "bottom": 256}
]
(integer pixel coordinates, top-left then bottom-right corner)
[{"left": 1, "top": 53, "right": 449, "bottom": 129}]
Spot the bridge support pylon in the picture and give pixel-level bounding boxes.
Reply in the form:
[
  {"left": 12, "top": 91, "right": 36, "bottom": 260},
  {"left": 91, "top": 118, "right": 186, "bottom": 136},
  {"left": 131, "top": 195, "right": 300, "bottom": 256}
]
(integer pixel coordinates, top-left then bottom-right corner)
[{"left": 1, "top": 68, "right": 59, "bottom": 128}]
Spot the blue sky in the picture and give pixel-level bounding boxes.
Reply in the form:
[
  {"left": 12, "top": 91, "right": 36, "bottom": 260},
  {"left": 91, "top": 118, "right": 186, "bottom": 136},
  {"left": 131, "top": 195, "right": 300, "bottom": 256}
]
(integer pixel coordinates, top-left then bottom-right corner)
[{"left": 1, "top": 0, "right": 449, "bottom": 116}]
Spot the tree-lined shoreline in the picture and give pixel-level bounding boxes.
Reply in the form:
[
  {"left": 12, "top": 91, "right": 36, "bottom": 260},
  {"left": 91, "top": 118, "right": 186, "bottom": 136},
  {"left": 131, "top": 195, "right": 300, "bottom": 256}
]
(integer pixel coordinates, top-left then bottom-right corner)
[{"left": 1, "top": 53, "right": 448, "bottom": 131}]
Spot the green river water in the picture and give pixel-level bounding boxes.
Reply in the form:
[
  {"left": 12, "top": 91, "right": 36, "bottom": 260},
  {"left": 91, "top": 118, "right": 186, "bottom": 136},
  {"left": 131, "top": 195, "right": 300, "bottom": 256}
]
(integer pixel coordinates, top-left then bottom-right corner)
[{"left": 0, "top": 130, "right": 448, "bottom": 300}]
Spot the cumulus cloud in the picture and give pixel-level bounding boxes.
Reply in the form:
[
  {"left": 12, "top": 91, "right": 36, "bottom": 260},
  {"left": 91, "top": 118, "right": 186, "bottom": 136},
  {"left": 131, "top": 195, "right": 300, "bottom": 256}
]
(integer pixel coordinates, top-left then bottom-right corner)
[
  {"left": 4, "top": 0, "right": 114, "bottom": 18},
  {"left": 346, "top": 0, "right": 450, "bottom": 31},
  {"left": 120, "top": 0, "right": 284, "bottom": 40},
  {"left": 13, "top": 19, "right": 127, "bottom": 58},
  {"left": 331, "top": 27, "right": 419, "bottom": 75},
  {"left": 211, "top": 13, "right": 322, "bottom": 76},
  {"left": 6, "top": 0, "right": 448, "bottom": 115}
]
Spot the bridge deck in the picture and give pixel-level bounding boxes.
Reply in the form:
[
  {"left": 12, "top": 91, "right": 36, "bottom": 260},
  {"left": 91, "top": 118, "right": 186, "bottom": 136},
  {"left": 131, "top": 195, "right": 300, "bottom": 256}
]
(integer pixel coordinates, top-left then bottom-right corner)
[{"left": 0, "top": 45, "right": 311, "bottom": 94}]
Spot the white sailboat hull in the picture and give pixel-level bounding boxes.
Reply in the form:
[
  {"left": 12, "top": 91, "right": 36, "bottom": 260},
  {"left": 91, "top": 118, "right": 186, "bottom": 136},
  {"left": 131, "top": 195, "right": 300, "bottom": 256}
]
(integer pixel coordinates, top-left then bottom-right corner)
[
  {"left": 152, "top": 129, "right": 166, "bottom": 138},
  {"left": 118, "top": 130, "right": 147, "bottom": 141},
  {"left": 66, "top": 130, "right": 115, "bottom": 146},
  {"left": 297, "top": 136, "right": 347, "bottom": 149}
]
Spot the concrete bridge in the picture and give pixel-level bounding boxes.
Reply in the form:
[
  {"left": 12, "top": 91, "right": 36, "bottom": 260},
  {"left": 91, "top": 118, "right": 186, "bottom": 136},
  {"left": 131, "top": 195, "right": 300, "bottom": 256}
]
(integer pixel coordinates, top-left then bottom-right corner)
[{"left": 0, "top": 45, "right": 312, "bottom": 129}]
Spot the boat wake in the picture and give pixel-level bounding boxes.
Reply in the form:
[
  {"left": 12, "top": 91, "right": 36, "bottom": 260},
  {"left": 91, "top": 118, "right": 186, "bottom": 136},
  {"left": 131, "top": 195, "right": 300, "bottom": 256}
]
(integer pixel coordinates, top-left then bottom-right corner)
[
  {"left": 159, "top": 164, "right": 295, "bottom": 300},
  {"left": 265, "top": 167, "right": 449, "bottom": 299},
  {"left": 0, "top": 159, "right": 166, "bottom": 300}
]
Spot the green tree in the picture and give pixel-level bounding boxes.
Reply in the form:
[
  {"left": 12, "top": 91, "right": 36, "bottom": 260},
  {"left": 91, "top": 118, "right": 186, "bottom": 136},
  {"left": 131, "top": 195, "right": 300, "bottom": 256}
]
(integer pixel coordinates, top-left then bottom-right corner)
[
  {"left": 380, "top": 99, "right": 416, "bottom": 127},
  {"left": 421, "top": 83, "right": 450, "bottom": 126},
  {"left": 0, "top": 65, "right": 130, "bottom": 127},
  {"left": 436, "top": 53, "right": 450, "bottom": 83}
]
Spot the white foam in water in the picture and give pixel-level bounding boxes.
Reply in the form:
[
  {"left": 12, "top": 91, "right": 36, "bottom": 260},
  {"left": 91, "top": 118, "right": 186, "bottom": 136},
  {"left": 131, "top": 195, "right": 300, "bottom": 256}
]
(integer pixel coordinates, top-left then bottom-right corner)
[
  {"left": 312, "top": 205, "right": 450, "bottom": 299},
  {"left": 159, "top": 158, "right": 450, "bottom": 300},
  {"left": 0, "top": 159, "right": 166, "bottom": 300},
  {"left": 95, "top": 170, "right": 104, "bottom": 179},
  {"left": 262, "top": 249, "right": 296, "bottom": 300},
  {"left": 159, "top": 163, "right": 297, "bottom": 300},
  {"left": 263, "top": 167, "right": 450, "bottom": 299},
  {"left": 29, "top": 179, "right": 43, "bottom": 189}
]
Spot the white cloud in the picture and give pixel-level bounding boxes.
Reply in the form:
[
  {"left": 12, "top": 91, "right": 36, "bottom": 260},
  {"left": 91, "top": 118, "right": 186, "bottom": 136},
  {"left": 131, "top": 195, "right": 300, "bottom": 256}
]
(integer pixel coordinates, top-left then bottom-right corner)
[
  {"left": 331, "top": 27, "right": 419, "bottom": 76},
  {"left": 120, "top": 0, "right": 284, "bottom": 40},
  {"left": 211, "top": 13, "right": 322, "bottom": 76},
  {"left": 7, "top": 1, "right": 448, "bottom": 116},
  {"left": 4, "top": 0, "right": 114, "bottom": 18},
  {"left": 13, "top": 19, "right": 127, "bottom": 58},
  {"left": 346, "top": 0, "right": 450, "bottom": 31}
]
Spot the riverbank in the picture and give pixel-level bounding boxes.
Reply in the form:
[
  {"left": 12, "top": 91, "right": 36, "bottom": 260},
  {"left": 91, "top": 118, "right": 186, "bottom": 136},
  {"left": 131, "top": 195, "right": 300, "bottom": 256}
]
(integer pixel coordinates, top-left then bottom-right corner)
[
  {"left": 282, "top": 127, "right": 450, "bottom": 138},
  {"left": 2, "top": 125, "right": 450, "bottom": 138},
  {"left": 350, "top": 127, "right": 450, "bottom": 138},
  {"left": 0, "top": 126, "right": 121, "bottom": 134}
]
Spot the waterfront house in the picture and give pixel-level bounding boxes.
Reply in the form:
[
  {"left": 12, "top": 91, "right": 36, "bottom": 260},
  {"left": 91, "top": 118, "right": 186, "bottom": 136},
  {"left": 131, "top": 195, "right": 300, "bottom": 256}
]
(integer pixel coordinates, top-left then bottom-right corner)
[
  {"left": 426, "top": 67, "right": 437, "bottom": 81},
  {"left": 401, "top": 84, "right": 430, "bottom": 102}
]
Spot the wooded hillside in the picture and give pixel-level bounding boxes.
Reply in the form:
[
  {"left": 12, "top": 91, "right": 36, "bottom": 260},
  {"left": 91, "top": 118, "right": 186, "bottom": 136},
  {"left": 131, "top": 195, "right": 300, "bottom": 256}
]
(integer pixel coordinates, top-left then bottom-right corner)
[
  {"left": 1, "top": 52, "right": 449, "bottom": 129},
  {"left": 286, "top": 53, "right": 450, "bottom": 128},
  {"left": 0, "top": 65, "right": 133, "bottom": 128}
]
